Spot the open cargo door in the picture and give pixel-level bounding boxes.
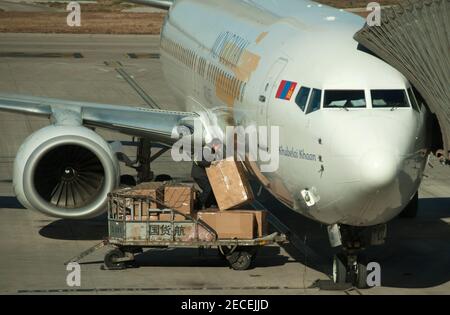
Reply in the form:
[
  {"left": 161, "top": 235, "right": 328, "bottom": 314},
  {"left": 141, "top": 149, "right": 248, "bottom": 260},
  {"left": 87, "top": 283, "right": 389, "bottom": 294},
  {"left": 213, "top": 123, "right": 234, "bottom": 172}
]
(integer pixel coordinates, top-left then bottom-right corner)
[{"left": 354, "top": 0, "right": 450, "bottom": 157}]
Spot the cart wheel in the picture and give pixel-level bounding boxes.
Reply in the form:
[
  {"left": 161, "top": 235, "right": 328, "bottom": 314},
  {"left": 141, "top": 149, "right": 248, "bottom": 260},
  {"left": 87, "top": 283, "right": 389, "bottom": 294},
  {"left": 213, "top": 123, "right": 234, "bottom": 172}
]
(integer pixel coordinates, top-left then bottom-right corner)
[
  {"left": 104, "top": 248, "right": 126, "bottom": 270},
  {"left": 218, "top": 245, "right": 234, "bottom": 260},
  {"left": 228, "top": 251, "right": 253, "bottom": 271}
]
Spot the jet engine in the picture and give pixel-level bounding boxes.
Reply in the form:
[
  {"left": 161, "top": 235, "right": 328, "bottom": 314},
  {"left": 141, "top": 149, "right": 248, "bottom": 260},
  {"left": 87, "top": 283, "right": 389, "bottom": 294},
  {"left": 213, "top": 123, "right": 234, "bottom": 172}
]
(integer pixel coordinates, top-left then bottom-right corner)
[{"left": 13, "top": 125, "right": 120, "bottom": 219}]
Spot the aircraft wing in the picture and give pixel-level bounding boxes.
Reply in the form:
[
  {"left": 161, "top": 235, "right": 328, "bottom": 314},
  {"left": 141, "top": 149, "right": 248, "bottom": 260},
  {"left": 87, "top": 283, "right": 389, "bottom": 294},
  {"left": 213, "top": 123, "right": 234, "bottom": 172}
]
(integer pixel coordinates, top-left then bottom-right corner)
[{"left": 0, "top": 93, "right": 197, "bottom": 145}]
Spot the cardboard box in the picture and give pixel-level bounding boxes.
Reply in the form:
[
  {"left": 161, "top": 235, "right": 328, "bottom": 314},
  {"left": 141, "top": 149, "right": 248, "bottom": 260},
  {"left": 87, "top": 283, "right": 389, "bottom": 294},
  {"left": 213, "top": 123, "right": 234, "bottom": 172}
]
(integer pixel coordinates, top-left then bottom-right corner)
[
  {"left": 232, "top": 210, "right": 268, "bottom": 237},
  {"left": 206, "top": 160, "right": 254, "bottom": 211},
  {"left": 129, "top": 182, "right": 164, "bottom": 211},
  {"left": 164, "top": 185, "right": 194, "bottom": 215},
  {"left": 159, "top": 213, "right": 187, "bottom": 222},
  {"left": 197, "top": 210, "right": 256, "bottom": 239},
  {"left": 174, "top": 222, "right": 215, "bottom": 242},
  {"left": 138, "top": 215, "right": 160, "bottom": 221}
]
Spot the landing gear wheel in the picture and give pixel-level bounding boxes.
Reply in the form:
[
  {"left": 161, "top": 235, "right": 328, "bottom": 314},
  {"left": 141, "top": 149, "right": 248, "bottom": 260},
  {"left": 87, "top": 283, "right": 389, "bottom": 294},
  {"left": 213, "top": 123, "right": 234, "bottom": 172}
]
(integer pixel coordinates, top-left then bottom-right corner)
[
  {"left": 104, "top": 248, "right": 126, "bottom": 270},
  {"left": 399, "top": 192, "right": 418, "bottom": 218},
  {"left": 228, "top": 251, "right": 253, "bottom": 271},
  {"left": 333, "top": 254, "right": 347, "bottom": 284},
  {"left": 355, "top": 255, "right": 368, "bottom": 289}
]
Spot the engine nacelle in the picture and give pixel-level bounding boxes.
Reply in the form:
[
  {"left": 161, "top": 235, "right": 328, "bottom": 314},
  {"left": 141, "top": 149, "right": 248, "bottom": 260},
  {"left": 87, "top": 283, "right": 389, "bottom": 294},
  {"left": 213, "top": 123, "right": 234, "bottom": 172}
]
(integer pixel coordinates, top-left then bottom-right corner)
[{"left": 13, "top": 125, "right": 120, "bottom": 219}]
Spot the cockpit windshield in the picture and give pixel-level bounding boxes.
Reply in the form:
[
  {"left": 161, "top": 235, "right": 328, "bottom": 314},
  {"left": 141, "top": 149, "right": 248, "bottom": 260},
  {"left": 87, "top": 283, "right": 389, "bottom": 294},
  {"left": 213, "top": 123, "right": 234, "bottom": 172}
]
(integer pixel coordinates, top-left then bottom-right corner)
[
  {"left": 371, "top": 90, "right": 409, "bottom": 108},
  {"left": 324, "top": 90, "right": 366, "bottom": 109}
]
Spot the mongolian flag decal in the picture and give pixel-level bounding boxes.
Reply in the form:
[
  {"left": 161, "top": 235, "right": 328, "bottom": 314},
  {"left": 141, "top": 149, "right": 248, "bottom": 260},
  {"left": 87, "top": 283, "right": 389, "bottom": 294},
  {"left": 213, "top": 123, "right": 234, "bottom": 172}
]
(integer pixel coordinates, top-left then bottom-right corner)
[{"left": 276, "top": 80, "right": 297, "bottom": 101}]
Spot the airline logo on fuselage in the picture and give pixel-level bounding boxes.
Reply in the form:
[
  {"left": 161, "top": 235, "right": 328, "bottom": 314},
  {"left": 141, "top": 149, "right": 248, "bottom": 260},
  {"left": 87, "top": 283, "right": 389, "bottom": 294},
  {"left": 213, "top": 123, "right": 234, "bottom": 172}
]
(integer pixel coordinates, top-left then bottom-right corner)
[{"left": 276, "top": 80, "right": 297, "bottom": 101}]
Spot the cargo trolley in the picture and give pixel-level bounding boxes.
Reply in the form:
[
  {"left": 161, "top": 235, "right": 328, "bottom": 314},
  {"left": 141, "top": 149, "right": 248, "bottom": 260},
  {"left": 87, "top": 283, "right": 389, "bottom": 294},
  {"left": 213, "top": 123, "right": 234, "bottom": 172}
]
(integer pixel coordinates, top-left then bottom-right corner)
[{"left": 66, "top": 187, "right": 287, "bottom": 271}]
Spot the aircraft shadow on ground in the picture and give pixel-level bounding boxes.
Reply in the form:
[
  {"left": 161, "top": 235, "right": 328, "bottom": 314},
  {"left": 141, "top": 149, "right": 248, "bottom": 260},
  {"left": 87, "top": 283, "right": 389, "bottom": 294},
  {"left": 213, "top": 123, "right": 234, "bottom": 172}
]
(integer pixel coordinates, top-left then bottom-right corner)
[
  {"left": 132, "top": 246, "right": 288, "bottom": 269},
  {"left": 0, "top": 196, "right": 25, "bottom": 209},
  {"left": 369, "top": 197, "right": 450, "bottom": 288},
  {"left": 78, "top": 247, "right": 288, "bottom": 270},
  {"left": 39, "top": 215, "right": 108, "bottom": 241},
  {"left": 80, "top": 246, "right": 288, "bottom": 271},
  {"left": 257, "top": 187, "right": 450, "bottom": 289}
]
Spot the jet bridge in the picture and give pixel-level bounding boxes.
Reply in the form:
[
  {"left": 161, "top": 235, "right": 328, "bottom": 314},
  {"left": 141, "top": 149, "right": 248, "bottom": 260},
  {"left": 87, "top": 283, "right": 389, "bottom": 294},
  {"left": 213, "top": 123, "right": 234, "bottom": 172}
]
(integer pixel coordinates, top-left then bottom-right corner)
[{"left": 354, "top": 0, "right": 450, "bottom": 158}]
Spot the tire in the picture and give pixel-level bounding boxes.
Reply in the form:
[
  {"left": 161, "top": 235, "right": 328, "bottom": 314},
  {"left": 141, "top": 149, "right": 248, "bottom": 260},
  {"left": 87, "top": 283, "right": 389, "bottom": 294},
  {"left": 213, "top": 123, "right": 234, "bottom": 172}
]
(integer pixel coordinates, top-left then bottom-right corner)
[
  {"left": 355, "top": 255, "right": 368, "bottom": 289},
  {"left": 120, "top": 175, "right": 136, "bottom": 187},
  {"left": 332, "top": 254, "right": 347, "bottom": 284},
  {"left": 104, "top": 248, "right": 126, "bottom": 270},
  {"left": 400, "top": 192, "right": 418, "bottom": 218},
  {"left": 154, "top": 174, "right": 173, "bottom": 182},
  {"left": 228, "top": 251, "right": 253, "bottom": 271}
]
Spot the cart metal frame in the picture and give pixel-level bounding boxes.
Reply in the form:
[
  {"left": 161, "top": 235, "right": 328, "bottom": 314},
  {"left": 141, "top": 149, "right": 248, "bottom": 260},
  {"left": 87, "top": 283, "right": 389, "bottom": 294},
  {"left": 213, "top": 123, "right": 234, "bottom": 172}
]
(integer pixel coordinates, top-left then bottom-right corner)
[{"left": 66, "top": 187, "right": 287, "bottom": 270}]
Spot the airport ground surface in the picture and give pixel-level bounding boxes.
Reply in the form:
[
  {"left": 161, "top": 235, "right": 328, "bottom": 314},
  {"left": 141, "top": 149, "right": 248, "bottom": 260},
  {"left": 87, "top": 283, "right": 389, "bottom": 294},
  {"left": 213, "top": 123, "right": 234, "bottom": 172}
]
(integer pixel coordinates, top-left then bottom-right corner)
[{"left": 0, "top": 34, "right": 449, "bottom": 295}]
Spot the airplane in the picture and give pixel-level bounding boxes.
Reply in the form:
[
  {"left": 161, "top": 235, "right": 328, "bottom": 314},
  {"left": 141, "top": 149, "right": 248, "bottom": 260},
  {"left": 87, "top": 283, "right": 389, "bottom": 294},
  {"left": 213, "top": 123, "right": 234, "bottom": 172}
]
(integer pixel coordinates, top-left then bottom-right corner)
[{"left": 0, "top": 0, "right": 438, "bottom": 288}]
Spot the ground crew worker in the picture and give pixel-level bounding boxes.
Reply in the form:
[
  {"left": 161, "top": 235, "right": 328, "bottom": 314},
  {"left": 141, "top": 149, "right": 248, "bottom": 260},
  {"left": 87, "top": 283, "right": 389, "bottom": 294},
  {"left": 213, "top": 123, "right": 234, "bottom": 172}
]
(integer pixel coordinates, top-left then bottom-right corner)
[{"left": 191, "top": 139, "right": 222, "bottom": 209}]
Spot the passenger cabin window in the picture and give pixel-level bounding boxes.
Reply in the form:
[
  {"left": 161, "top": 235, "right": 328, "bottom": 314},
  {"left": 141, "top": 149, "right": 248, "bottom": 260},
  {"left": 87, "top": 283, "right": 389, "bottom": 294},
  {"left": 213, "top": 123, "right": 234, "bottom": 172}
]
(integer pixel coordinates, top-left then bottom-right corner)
[
  {"left": 371, "top": 90, "right": 409, "bottom": 108},
  {"left": 407, "top": 88, "right": 420, "bottom": 111},
  {"left": 324, "top": 90, "right": 366, "bottom": 109},
  {"left": 306, "top": 89, "right": 322, "bottom": 114},
  {"left": 295, "top": 87, "right": 311, "bottom": 112}
]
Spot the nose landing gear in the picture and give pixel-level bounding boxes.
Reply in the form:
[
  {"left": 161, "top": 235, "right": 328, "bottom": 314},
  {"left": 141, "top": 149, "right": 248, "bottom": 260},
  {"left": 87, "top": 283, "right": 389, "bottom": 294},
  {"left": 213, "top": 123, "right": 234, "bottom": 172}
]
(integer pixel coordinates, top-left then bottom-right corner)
[
  {"left": 328, "top": 224, "right": 386, "bottom": 289},
  {"left": 333, "top": 252, "right": 368, "bottom": 289}
]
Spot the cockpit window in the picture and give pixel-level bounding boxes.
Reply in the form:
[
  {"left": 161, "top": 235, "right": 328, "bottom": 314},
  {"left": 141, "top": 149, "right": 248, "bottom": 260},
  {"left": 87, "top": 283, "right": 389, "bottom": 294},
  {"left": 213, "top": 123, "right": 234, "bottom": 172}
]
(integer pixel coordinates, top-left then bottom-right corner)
[
  {"left": 371, "top": 89, "right": 409, "bottom": 108},
  {"left": 306, "top": 89, "right": 322, "bottom": 114},
  {"left": 324, "top": 90, "right": 366, "bottom": 108},
  {"left": 295, "top": 87, "right": 311, "bottom": 112},
  {"left": 407, "top": 88, "right": 420, "bottom": 111},
  {"left": 412, "top": 86, "right": 424, "bottom": 109}
]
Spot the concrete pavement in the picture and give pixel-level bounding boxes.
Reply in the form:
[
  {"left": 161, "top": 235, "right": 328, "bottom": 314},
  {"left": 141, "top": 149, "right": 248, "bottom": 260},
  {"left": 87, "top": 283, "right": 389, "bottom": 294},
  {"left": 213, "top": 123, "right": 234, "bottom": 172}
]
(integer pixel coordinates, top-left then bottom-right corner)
[{"left": 0, "top": 0, "right": 61, "bottom": 12}]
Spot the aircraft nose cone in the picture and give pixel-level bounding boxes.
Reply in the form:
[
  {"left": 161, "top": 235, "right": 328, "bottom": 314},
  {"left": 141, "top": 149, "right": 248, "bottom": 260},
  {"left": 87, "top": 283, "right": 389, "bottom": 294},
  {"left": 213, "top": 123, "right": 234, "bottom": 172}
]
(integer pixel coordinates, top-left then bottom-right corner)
[{"left": 360, "top": 149, "right": 399, "bottom": 190}]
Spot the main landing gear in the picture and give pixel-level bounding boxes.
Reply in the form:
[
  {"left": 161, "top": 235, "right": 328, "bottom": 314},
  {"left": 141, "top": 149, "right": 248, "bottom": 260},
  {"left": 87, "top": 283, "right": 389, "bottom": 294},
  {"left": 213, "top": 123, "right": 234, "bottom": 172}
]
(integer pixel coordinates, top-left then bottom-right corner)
[
  {"left": 333, "top": 251, "right": 368, "bottom": 289},
  {"left": 116, "top": 138, "right": 171, "bottom": 185},
  {"left": 328, "top": 224, "right": 386, "bottom": 289}
]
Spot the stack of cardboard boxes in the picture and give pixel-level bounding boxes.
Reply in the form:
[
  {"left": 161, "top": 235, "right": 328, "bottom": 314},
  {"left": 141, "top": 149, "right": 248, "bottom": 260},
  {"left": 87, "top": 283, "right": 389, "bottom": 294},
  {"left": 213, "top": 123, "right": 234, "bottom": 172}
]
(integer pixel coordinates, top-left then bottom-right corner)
[
  {"left": 123, "top": 159, "right": 268, "bottom": 240},
  {"left": 198, "top": 159, "right": 268, "bottom": 239},
  {"left": 161, "top": 184, "right": 195, "bottom": 221},
  {"left": 126, "top": 182, "right": 196, "bottom": 221},
  {"left": 127, "top": 182, "right": 164, "bottom": 221}
]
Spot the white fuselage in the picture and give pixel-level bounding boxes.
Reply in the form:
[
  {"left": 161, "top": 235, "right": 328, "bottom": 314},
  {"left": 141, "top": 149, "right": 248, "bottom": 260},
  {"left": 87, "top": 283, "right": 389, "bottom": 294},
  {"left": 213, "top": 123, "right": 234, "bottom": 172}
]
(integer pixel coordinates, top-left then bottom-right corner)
[{"left": 159, "top": 0, "right": 429, "bottom": 226}]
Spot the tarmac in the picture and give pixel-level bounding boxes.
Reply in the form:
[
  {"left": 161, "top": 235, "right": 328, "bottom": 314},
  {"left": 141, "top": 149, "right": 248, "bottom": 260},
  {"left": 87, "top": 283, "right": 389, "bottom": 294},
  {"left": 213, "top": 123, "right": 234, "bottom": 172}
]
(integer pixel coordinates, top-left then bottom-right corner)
[
  {"left": 0, "top": 0, "right": 61, "bottom": 12},
  {"left": 0, "top": 0, "right": 165, "bottom": 13},
  {"left": 0, "top": 33, "right": 449, "bottom": 295}
]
